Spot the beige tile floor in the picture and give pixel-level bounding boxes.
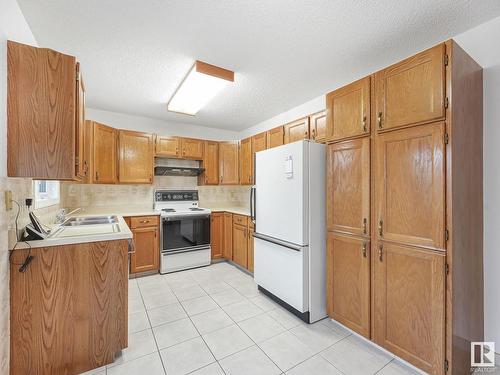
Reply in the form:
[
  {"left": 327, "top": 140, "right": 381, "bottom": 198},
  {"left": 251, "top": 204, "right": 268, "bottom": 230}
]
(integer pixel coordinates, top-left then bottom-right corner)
[{"left": 78, "top": 262, "right": 491, "bottom": 375}]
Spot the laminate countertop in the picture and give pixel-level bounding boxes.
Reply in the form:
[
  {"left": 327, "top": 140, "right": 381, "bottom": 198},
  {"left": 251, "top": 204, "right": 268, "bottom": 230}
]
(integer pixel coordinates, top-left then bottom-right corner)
[{"left": 205, "top": 206, "right": 251, "bottom": 216}]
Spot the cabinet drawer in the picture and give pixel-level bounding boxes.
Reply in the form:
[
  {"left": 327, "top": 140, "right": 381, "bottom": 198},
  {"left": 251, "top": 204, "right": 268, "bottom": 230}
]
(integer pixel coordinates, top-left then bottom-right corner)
[
  {"left": 233, "top": 214, "right": 248, "bottom": 226},
  {"left": 130, "top": 216, "right": 159, "bottom": 229}
]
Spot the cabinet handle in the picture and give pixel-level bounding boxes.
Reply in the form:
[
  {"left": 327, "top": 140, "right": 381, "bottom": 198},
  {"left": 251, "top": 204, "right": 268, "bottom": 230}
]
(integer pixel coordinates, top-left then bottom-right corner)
[
  {"left": 361, "top": 243, "right": 367, "bottom": 258},
  {"left": 362, "top": 218, "right": 367, "bottom": 234},
  {"left": 312, "top": 128, "right": 316, "bottom": 139},
  {"left": 378, "top": 244, "right": 383, "bottom": 261},
  {"left": 220, "top": 175, "right": 223, "bottom": 184},
  {"left": 362, "top": 115, "right": 367, "bottom": 132},
  {"left": 128, "top": 239, "right": 136, "bottom": 254},
  {"left": 95, "top": 171, "right": 99, "bottom": 181},
  {"left": 378, "top": 220, "right": 383, "bottom": 237},
  {"left": 377, "top": 112, "right": 383, "bottom": 129},
  {"left": 140, "top": 220, "right": 150, "bottom": 224}
]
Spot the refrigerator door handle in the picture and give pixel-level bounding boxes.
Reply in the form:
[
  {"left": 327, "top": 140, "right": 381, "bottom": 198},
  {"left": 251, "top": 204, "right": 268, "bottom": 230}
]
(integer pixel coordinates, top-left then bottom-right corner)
[
  {"left": 250, "top": 186, "right": 256, "bottom": 223},
  {"left": 253, "top": 232, "right": 303, "bottom": 251}
]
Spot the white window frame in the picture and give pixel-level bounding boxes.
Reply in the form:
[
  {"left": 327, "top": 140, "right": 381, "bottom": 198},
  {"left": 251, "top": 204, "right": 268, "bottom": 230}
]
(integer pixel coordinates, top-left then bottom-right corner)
[{"left": 33, "top": 180, "right": 60, "bottom": 209}]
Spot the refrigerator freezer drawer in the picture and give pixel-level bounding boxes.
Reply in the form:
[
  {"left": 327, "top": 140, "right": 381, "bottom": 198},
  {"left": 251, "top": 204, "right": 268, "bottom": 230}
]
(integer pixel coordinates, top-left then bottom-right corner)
[{"left": 253, "top": 237, "right": 309, "bottom": 312}]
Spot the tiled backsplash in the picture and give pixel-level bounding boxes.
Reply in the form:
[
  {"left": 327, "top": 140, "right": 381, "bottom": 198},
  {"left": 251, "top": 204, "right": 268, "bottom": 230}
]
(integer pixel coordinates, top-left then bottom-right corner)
[{"left": 198, "top": 185, "right": 251, "bottom": 209}]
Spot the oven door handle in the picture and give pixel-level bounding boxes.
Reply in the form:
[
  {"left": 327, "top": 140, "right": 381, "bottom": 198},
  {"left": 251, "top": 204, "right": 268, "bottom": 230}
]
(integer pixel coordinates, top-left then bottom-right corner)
[{"left": 162, "top": 214, "right": 211, "bottom": 221}]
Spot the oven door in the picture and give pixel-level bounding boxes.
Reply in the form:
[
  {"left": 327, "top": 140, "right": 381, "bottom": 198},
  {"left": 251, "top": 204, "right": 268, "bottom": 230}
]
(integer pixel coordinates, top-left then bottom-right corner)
[{"left": 161, "top": 214, "right": 211, "bottom": 253}]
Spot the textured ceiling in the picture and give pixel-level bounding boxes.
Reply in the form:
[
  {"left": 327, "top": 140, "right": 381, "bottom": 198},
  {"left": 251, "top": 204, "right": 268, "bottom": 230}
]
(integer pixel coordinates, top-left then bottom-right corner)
[{"left": 17, "top": 0, "right": 500, "bottom": 131}]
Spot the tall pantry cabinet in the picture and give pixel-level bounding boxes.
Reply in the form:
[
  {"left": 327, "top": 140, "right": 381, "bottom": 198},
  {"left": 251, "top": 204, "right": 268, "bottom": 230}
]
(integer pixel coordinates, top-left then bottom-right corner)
[{"left": 326, "top": 40, "right": 483, "bottom": 375}]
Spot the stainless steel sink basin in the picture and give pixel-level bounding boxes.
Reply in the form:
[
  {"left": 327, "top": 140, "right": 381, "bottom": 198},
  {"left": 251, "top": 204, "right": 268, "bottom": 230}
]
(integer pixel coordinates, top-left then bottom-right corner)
[{"left": 62, "top": 215, "right": 119, "bottom": 226}]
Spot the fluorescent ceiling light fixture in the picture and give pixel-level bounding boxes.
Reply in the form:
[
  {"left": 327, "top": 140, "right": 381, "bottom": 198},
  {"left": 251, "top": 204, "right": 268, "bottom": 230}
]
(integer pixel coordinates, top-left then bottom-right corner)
[{"left": 167, "top": 60, "right": 234, "bottom": 115}]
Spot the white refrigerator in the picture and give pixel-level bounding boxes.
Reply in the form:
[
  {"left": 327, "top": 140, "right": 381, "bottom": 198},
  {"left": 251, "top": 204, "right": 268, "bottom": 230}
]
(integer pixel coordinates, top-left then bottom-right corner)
[{"left": 252, "top": 140, "right": 326, "bottom": 323}]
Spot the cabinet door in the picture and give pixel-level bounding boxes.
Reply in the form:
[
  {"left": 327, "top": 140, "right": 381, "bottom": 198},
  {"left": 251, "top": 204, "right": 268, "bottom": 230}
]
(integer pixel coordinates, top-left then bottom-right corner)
[
  {"left": 284, "top": 117, "right": 310, "bottom": 144},
  {"left": 374, "top": 44, "right": 445, "bottom": 131},
  {"left": 223, "top": 212, "right": 233, "bottom": 259},
  {"left": 267, "top": 126, "right": 284, "bottom": 148},
  {"left": 251, "top": 132, "right": 267, "bottom": 184},
  {"left": 247, "top": 221, "right": 255, "bottom": 273},
  {"left": 75, "top": 62, "right": 86, "bottom": 179},
  {"left": 131, "top": 226, "right": 159, "bottom": 273},
  {"left": 201, "top": 141, "right": 219, "bottom": 185},
  {"left": 310, "top": 110, "right": 326, "bottom": 143},
  {"left": 93, "top": 122, "right": 117, "bottom": 184},
  {"left": 181, "top": 138, "right": 204, "bottom": 160},
  {"left": 219, "top": 142, "right": 239, "bottom": 185},
  {"left": 373, "top": 242, "right": 445, "bottom": 374},
  {"left": 327, "top": 138, "right": 370, "bottom": 236},
  {"left": 326, "top": 77, "right": 370, "bottom": 142},
  {"left": 375, "top": 123, "right": 445, "bottom": 250},
  {"left": 239, "top": 137, "right": 252, "bottom": 185},
  {"left": 232, "top": 224, "right": 248, "bottom": 268},
  {"left": 119, "top": 130, "right": 154, "bottom": 184},
  {"left": 156, "top": 136, "right": 180, "bottom": 157},
  {"left": 327, "top": 233, "right": 370, "bottom": 338},
  {"left": 211, "top": 212, "right": 224, "bottom": 259}
]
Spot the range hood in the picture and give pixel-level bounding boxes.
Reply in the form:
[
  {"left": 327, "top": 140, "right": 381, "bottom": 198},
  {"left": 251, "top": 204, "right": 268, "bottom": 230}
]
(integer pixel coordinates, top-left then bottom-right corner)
[{"left": 154, "top": 157, "right": 204, "bottom": 177}]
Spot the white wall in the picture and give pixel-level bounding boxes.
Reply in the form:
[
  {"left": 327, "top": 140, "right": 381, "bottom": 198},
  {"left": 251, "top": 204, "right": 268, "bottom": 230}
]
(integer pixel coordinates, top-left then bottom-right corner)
[
  {"left": 0, "top": 0, "right": 37, "bottom": 177},
  {"left": 455, "top": 15, "right": 500, "bottom": 348},
  {"left": 86, "top": 108, "right": 240, "bottom": 141}
]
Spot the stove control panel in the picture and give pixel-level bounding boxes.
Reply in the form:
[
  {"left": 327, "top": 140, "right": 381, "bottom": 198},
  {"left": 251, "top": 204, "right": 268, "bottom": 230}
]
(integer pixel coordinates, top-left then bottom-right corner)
[{"left": 155, "top": 190, "right": 198, "bottom": 202}]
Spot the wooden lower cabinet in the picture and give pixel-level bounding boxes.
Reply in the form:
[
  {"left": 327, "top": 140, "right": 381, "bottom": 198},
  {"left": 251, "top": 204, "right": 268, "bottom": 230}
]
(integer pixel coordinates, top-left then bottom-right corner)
[
  {"left": 373, "top": 242, "right": 445, "bottom": 374},
  {"left": 327, "top": 232, "right": 370, "bottom": 338},
  {"left": 211, "top": 212, "right": 224, "bottom": 259},
  {"left": 223, "top": 212, "right": 233, "bottom": 259},
  {"left": 247, "top": 221, "right": 255, "bottom": 273},
  {"left": 127, "top": 215, "right": 160, "bottom": 274},
  {"left": 232, "top": 223, "right": 248, "bottom": 269},
  {"left": 10, "top": 240, "right": 129, "bottom": 375}
]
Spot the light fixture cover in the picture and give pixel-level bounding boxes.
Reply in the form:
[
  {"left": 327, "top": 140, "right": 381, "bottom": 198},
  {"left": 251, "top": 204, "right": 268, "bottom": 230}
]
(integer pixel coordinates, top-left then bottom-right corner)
[{"left": 167, "top": 61, "right": 234, "bottom": 115}]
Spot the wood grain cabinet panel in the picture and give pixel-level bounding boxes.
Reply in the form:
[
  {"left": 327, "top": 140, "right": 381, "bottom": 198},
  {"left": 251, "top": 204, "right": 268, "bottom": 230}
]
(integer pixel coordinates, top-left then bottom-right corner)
[
  {"left": 118, "top": 130, "right": 154, "bottom": 184},
  {"left": 181, "top": 137, "right": 204, "bottom": 160},
  {"left": 223, "top": 212, "right": 233, "bottom": 259},
  {"left": 374, "top": 44, "right": 445, "bottom": 131},
  {"left": 10, "top": 240, "right": 128, "bottom": 375},
  {"left": 75, "top": 62, "right": 87, "bottom": 179},
  {"left": 327, "top": 233, "right": 370, "bottom": 338},
  {"left": 284, "top": 117, "right": 310, "bottom": 144},
  {"left": 219, "top": 141, "right": 239, "bottom": 185},
  {"left": 232, "top": 224, "right": 248, "bottom": 269},
  {"left": 156, "top": 136, "right": 180, "bottom": 157},
  {"left": 130, "top": 226, "right": 159, "bottom": 273},
  {"left": 200, "top": 141, "right": 219, "bottom": 185},
  {"left": 251, "top": 132, "right": 267, "bottom": 183},
  {"left": 373, "top": 242, "right": 445, "bottom": 374},
  {"left": 327, "top": 138, "right": 370, "bottom": 236},
  {"left": 247, "top": 221, "right": 255, "bottom": 273},
  {"left": 310, "top": 110, "right": 327, "bottom": 143},
  {"left": 267, "top": 126, "right": 284, "bottom": 148},
  {"left": 239, "top": 137, "right": 252, "bottom": 185},
  {"left": 375, "top": 122, "right": 445, "bottom": 250},
  {"left": 90, "top": 121, "right": 118, "bottom": 184},
  {"left": 326, "top": 77, "right": 370, "bottom": 142},
  {"left": 7, "top": 41, "right": 80, "bottom": 180},
  {"left": 211, "top": 212, "right": 224, "bottom": 259}
]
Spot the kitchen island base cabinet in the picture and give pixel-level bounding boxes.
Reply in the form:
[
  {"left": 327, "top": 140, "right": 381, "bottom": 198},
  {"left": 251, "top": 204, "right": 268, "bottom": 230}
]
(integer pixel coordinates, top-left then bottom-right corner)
[{"left": 10, "top": 240, "right": 129, "bottom": 375}]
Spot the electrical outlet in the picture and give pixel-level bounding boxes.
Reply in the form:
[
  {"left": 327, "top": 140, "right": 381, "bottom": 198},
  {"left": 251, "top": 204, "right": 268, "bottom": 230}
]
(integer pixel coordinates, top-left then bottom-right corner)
[{"left": 4, "top": 190, "right": 12, "bottom": 211}]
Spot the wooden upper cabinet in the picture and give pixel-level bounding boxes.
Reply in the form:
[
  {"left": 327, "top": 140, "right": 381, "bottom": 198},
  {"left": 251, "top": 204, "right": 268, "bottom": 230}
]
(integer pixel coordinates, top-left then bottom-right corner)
[
  {"left": 223, "top": 212, "right": 233, "bottom": 260},
  {"left": 327, "top": 233, "right": 370, "bottom": 338},
  {"left": 118, "top": 130, "right": 154, "bottom": 184},
  {"left": 239, "top": 137, "right": 252, "bottom": 185},
  {"left": 267, "top": 126, "right": 284, "bottom": 148},
  {"left": 130, "top": 225, "right": 159, "bottom": 273},
  {"left": 251, "top": 132, "right": 267, "bottom": 183},
  {"left": 373, "top": 242, "right": 445, "bottom": 374},
  {"left": 327, "top": 138, "right": 370, "bottom": 236},
  {"left": 156, "top": 136, "right": 180, "bottom": 157},
  {"left": 310, "top": 110, "right": 327, "bottom": 143},
  {"left": 284, "top": 117, "right": 310, "bottom": 144},
  {"left": 219, "top": 141, "right": 239, "bottom": 185},
  {"left": 75, "top": 63, "right": 86, "bottom": 179},
  {"left": 90, "top": 121, "right": 118, "bottom": 184},
  {"left": 375, "top": 123, "right": 445, "bottom": 250},
  {"left": 7, "top": 41, "right": 80, "bottom": 180},
  {"left": 374, "top": 44, "right": 446, "bottom": 132},
  {"left": 232, "top": 223, "right": 248, "bottom": 269},
  {"left": 181, "top": 138, "right": 204, "bottom": 160},
  {"left": 201, "top": 141, "right": 219, "bottom": 185},
  {"left": 326, "top": 77, "right": 370, "bottom": 143},
  {"left": 210, "top": 212, "right": 224, "bottom": 259}
]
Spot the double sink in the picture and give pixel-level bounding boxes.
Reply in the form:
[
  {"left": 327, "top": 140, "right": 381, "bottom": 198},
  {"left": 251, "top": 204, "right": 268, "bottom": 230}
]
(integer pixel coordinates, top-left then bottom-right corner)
[
  {"left": 50, "top": 215, "right": 121, "bottom": 238},
  {"left": 62, "top": 215, "right": 119, "bottom": 226}
]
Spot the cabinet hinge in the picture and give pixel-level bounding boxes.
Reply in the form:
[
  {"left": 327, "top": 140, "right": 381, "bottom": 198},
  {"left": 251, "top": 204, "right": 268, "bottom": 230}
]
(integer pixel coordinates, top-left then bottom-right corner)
[
  {"left": 444, "top": 133, "right": 449, "bottom": 145},
  {"left": 444, "top": 54, "right": 449, "bottom": 67},
  {"left": 444, "top": 97, "right": 449, "bottom": 109},
  {"left": 445, "top": 263, "right": 449, "bottom": 275},
  {"left": 445, "top": 228, "right": 449, "bottom": 241},
  {"left": 444, "top": 359, "right": 449, "bottom": 372}
]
